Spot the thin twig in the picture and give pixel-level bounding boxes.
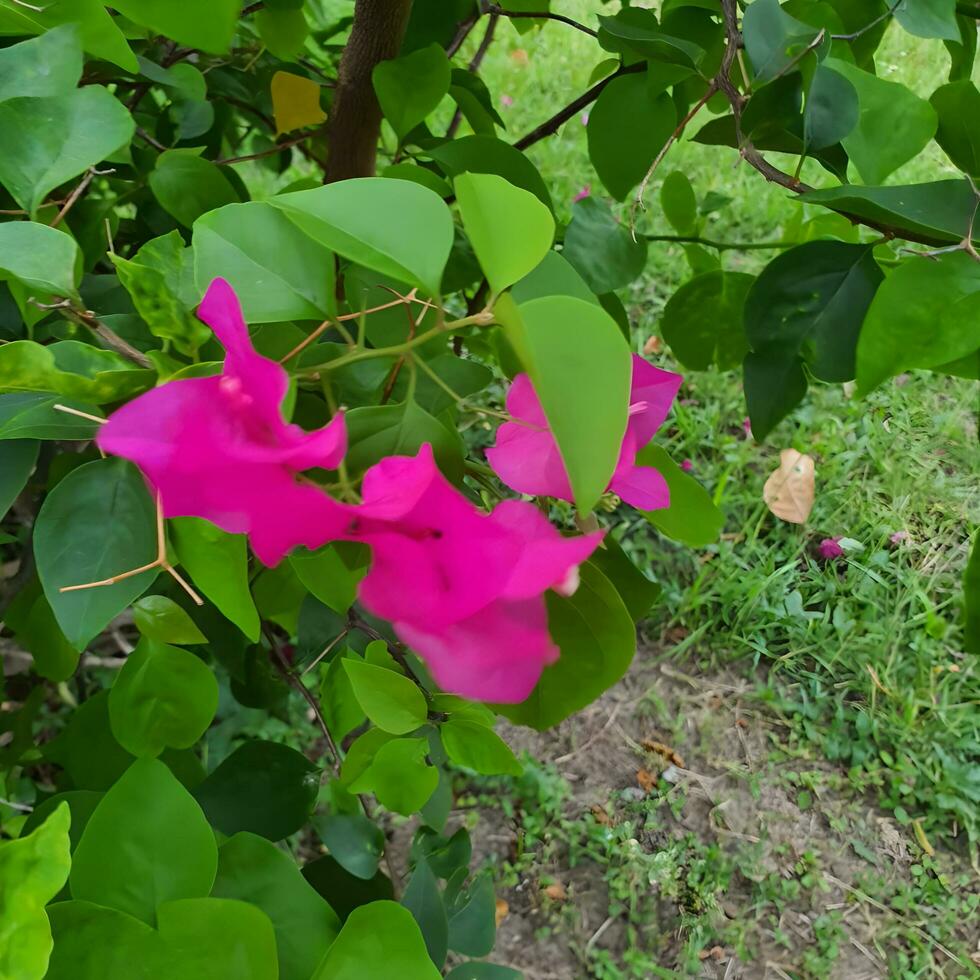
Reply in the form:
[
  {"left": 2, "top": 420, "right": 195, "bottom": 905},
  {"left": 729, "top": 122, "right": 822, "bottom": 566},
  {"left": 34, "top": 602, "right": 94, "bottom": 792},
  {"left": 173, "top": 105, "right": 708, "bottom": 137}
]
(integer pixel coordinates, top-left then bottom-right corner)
[
  {"left": 445, "top": 10, "right": 500, "bottom": 138},
  {"left": 51, "top": 168, "right": 114, "bottom": 229},
  {"left": 645, "top": 233, "right": 796, "bottom": 250},
  {"left": 446, "top": 12, "right": 480, "bottom": 57},
  {"left": 135, "top": 126, "right": 167, "bottom": 152},
  {"left": 216, "top": 134, "right": 311, "bottom": 165},
  {"left": 831, "top": 0, "right": 901, "bottom": 41},
  {"left": 485, "top": 2, "right": 597, "bottom": 37}
]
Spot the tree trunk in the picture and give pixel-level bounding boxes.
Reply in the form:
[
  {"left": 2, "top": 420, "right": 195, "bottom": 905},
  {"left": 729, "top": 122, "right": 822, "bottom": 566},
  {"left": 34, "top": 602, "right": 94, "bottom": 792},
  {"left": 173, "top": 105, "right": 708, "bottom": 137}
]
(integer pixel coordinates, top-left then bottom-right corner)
[{"left": 325, "top": 0, "right": 414, "bottom": 182}]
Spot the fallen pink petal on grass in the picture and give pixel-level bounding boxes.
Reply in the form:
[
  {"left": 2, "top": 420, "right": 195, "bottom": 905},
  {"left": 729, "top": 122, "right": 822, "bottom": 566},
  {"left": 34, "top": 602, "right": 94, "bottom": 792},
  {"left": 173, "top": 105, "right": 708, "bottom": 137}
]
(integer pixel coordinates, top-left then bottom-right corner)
[{"left": 817, "top": 537, "right": 844, "bottom": 560}]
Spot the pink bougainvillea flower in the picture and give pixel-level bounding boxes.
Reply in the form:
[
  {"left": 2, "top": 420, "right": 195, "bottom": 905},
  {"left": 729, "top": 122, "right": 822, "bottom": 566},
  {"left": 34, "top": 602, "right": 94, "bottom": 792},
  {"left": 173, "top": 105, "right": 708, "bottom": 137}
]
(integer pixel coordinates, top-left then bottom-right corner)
[
  {"left": 680, "top": 459, "right": 694, "bottom": 473},
  {"left": 348, "top": 445, "right": 601, "bottom": 702},
  {"left": 487, "top": 354, "right": 682, "bottom": 511},
  {"left": 816, "top": 537, "right": 844, "bottom": 560},
  {"left": 573, "top": 183, "right": 591, "bottom": 203},
  {"left": 890, "top": 530, "right": 908, "bottom": 545},
  {"left": 742, "top": 417, "right": 753, "bottom": 439},
  {"left": 97, "top": 277, "right": 349, "bottom": 566},
  {"left": 580, "top": 111, "right": 589, "bottom": 126},
  {"left": 500, "top": 93, "right": 514, "bottom": 107}
]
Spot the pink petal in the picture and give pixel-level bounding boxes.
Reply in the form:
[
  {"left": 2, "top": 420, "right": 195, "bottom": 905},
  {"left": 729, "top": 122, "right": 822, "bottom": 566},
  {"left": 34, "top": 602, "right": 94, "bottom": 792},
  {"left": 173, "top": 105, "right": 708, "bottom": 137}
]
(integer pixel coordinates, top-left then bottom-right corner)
[
  {"left": 394, "top": 597, "right": 558, "bottom": 703},
  {"left": 609, "top": 461, "right": 670, "bottom": 511},
  {"left": 625, "top": 355, "right": 682, "bottom": 450}
]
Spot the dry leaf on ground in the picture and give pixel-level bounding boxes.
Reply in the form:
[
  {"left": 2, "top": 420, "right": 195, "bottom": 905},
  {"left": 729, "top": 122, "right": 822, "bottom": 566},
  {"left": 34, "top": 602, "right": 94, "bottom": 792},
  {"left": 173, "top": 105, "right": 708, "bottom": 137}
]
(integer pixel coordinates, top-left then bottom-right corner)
[
  {"left": 641, "top": 739, "right": 685, "bottom": 768},
  {"left": 636, "top": 768, "right": 657, "bottom": 793},
  {"left": 495, "top": 898, "right": 509, "bottom": 926},
  {"left": 763, "top": 449, "right": 815, "bottom": 524},
  {"left": 543, "top": 882, "right": 567, "bottom": 901}
]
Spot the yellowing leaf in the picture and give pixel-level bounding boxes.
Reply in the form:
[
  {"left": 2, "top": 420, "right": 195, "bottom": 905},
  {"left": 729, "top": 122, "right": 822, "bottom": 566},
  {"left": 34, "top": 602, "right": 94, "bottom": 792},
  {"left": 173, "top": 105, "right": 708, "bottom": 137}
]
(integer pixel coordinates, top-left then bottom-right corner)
[
  {"left": 763, "top": 449, "right": 815, "bottom": 524},
  {"left": 271, "top": 70, "right": 325, "bottom": 135}
]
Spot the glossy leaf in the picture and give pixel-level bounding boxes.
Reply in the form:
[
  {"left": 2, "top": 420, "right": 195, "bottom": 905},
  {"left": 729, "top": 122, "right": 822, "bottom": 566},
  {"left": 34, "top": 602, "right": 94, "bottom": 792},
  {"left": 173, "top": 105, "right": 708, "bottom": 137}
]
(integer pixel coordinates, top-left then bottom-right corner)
[
  {"left": 212, "top": 832, "right": 340, "bottom": 980},
  {"left": 589, "top": 535, "right": 661, "bottom": 623},
  {"left": 660, "top": 170, "right": 698, "bottom": 235},
  {"left": 290, "top": 544, "right": 366, "bottom": 616},
  {"left": 827, "top": 58, "right": 937, "bottom": 184},
  {"left": 193, "top": 739, "right": 319, "bottom": 840},
  {"left": 446, "top": 873, "right": 496, "bottom": 957},
  {"left": 0, "top": 87, "right": 134, "bottom": 215},
  {"left": 661, "top": 270, "right": 753, "bottom": 370},
  {"left": 343, "top": 659, "right": 428, "bottom": 735},
  {"left": 894, "top": 0, "right": 959, "bottom": 41},
  {"left": 455, "top": 172, "right": 554, "bottom": 294},
  {"left": 0, "top": 393, "right": 103, "bottom": 441},
  {"left": 930, "top": 80, "right": 980, "bottom": 176},
  {"left": 20, "top": 792, "right": 101, "bottom": 855},
  {"left": 0, "top": 221, "right": 79, "bottom": 299},
  {"left": 273, "top": 178, "right": 453, "bottom": 295},
  {"left": 856, "top": 251, "right": 980, "bottom": 392},
  {"left": 373, "top": 43, "right": 451, "bottom": 140},
  {"left": 597, "top": 9, "right": 704, "bottom": 66},
  {"left": 562, "top": 196, "right": 647, "bottom": 294},
  {"left": 440, "top": 719, "right": 522, "bottom": 776},
  {"left": 348, "top": 736, "right": 439, "bottom": 815},
  {"left": 803, "top": 64, "right": 858, "bottom": 152},
  {"left": 742, "top": 0, "right": 822, "bottom": 82},
  {"left": 302, "top": 856, "right": 395, "bottom": 923},
  {"left": 0, "top": 802, "right": 70, "bottom": 980},
  {"left": 0, "top": 25, "right": 81, "bottom": 100},
  {"left": 132, "top": 595, "right": 207, "bottom": 645},
  {"left": 498, "top": 563, "right": 635, "bottom": 730},
  {"left": 3, "top": 583, "right": 78, "bottom": 681},
  {"left": 318, "top": 813, "right": 386, "bottom": 880},
  {"left": 170, "top": 517, "right": 261, "bottom": 642},
  {"left": 108, "top": 638, "right": 218, "bottom": 758},
  {"left": 588, "top": 73, "right": 676, "bottom": 201},
  {"left": 311, "top": 901, "right": 440, "bottom": 980},
  {"left": 401, "top": 857, "right": 448, "bottom": 968},
  {"left": 194, "top": 201, "right": 336, "bottom": 322},
  {"left": 256, "top": 7, "right": 309, "bottom": 60},
  {"left": 70, "top": 758, "right": 217, "bottom": 924},
  {"left": 0, "top": 438, "right": 36, "bottom": 518},
  {"left": 34, "top": 458, "right": 158, "bottom": 650},
  {"left": 149, "top": 150, "right": 239, "bottom": 228},
  {"left": 109, "top": 0, "right": 240, "bottom": 53},
  {"left": 635, "top": 444, "right": 724, "bottom": 547},
  {"left": 496, "top": 293, "right": 631, "bottom": 512}
]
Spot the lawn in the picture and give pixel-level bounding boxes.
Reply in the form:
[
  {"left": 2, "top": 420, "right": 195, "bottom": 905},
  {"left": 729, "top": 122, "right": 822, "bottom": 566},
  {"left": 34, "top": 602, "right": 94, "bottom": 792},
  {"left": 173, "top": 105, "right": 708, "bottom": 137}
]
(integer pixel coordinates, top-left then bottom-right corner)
[{"left": 441, "top": 4, "right": 980, "bottom": 977}]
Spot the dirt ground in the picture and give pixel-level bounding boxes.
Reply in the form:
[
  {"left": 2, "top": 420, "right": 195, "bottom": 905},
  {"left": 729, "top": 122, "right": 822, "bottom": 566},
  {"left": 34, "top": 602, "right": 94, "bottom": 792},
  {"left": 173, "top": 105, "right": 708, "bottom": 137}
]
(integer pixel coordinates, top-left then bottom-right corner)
[{"left": 458, "top": 646, "right": 979, "bottom": 980}]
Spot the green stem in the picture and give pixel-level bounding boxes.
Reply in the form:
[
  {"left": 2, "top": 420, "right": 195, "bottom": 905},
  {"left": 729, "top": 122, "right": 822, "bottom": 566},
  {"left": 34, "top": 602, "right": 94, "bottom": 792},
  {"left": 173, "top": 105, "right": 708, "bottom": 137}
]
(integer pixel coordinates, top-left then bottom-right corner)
[
  {"left": 644, "top": 234, "right": 798, "bottom": 251},
  {"left": 412, "top": 355, "right": 511, "bottom": 421}
]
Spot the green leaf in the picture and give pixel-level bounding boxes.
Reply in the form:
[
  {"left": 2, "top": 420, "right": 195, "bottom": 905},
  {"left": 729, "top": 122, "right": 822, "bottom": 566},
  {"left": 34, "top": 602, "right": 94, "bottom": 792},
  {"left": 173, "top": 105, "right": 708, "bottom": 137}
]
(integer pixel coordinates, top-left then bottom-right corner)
[
  {"left": 0, "top": 87, "right": 134, "bottom": 216},
  {"left": 170, "top": 517, "right": 261, "bottom": 642},
  {"left": 803, "top": 64, "right": 858, "bottom": 152},
  {"left": 894, "top": 0, "right": 959, "bottom": 41},
  {"left": 70, "top": 757, "right": 217, "bottom": 924},
  {"left": 312, "top": 901, "right": 440, "bottom": 980},
  {"left": 302, "top": 856, "right": 395, "bottom": 923},
  {"left": 498, "top": 563, "right": 635, "bottom": 730},
  {"left": 20, "top": 791, "right": 102, "bottom": 855},
  {"left": 511, "top": 251, "right": 598, "bottom": 307},
  {"left": 108, "top": 638, "right": 218, "bottom": 758},
  {"left": 401, "top": 857, "right": 448, "bottom": 968},
  {"left": 132, "top": 595, "right": 207, "bottom": 645},
  {"left": 965, "top": 529, "right": 979, "bottom": 655},
  {"left": 634, "top": 444, "right": 724, "bottom": 547},
  {"left": 0, "top": 222, "right": 79, "bottom": 299},
  {"left": 446, "top": 873, "right": 495, "bottom": 957},
  {"left": 597, "top": 9, "right": 704, "bottom": 66},
  {"left": 0, "top": 341, "right": 152, "bottom": 405},
  {"left": 108, "top": 0, "right": 240, "bottom": 53},
  {"left": 495, "top": 294, "right": 631, "bottom": 512},
  {"left": 212, "top": 832, "right": 340, "bottom": 980},
  {"left": 588, "top": 535, "right": 661, "bottom": 623},
  {"left": 343, "top": 659, "right": 428, "bottom": 735},
  {"left": 154, "top": 898, "right": 279, "bottom": 979},
  {"left": 799, "top": 179, "right": 978, "bottom": 245},
  {"left": 826, "top": 58, "right": 937, "bottom": 184},
  {"left": 290, "top": 544, "right": 366, "bottom": 615},
  {"left": 410, "top": 827, "right": 472, "bottom": 880},
  {"left": 149, "top": 150, "right": 239, "bottom": 228},
  {"left": 661, "top": 270, "right": 753, "bottom": 370},
  {"left": 742, "top": 241, "right": 882, "bottom": 436},
  {"left": 0, "top": 802, "right": 70, "bottom": 980},
  {"left": 255, "top": 6, "right": 309, "bottom": 60},
  {"left": 856, "top": 251, "right": 980, "bottom": 392},
  {"left": 427, "top": 135, "right": 552, "bottom": 210},
  {"left": 373, "top": 43, "right": 451, "bottom": 141},
  {"left": 742, "top": 0, "right": 823, "bottom": 82},
  {"left": 448, "top": 69, "right": 504, "bottom": 135},
  {"left": 562, "top": 196, "right": 647, "bottom": 294},
  {"left": 320, "top": 649, "right": 368, "bottom": 740},
  {"left": 345, "top": 399, "right": 463, "bottom": 482},
  {"left": 272, "top": 178, "right": 453, "bottom": 295},
  {"left": 455, "top": 172, "right": 554, "bottom": 295},
  {"left": 0, "top": 1, "right": 137, "bottom": 74},
  {"left": 588, "top": 73, "right": 676, "bottom": 201},
  {"left": 660, "top": 170, "right": 698, "bottom": 235},
  {"left": 111, "top": 231, "right": 207, "bottom": 355},
  {"left": 34, "top": 458, "right": 158, "bottom": 650},
  {"left": 0, "top": 26, "right": 80, "bottom": 101},
  {"left": 194, "top": 201, "right": 337, "bottom": 323},
  {"left": 193, "top": 740, "right": 319, "bottom": 841},
  {"left": 3, "top": 585, "right": 79, "bottom": 681},
  {"left": 0, "top": 393, "right": 103, "bottom": 440},
  {"left": 930, "top": 80, "right": 980, "bottom": 177},
  {"left": 318, "top": 813, "right": 386, "bottom": 880},
  {"left": 0, "top": 438, "right": 36, "bottom": 518},
  {"left": 348, "top": 737, "right": 438, "bottom": 815},
  {"left": 441, "top": 719, "right": 522, "bottom": 776}
]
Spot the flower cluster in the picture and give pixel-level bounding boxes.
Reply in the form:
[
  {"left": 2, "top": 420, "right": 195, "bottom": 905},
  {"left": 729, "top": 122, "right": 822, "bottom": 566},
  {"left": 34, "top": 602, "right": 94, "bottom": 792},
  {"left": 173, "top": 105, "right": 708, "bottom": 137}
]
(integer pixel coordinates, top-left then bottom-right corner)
[{"left": 98, "top": 278, "right": 679, "bottom": 702}]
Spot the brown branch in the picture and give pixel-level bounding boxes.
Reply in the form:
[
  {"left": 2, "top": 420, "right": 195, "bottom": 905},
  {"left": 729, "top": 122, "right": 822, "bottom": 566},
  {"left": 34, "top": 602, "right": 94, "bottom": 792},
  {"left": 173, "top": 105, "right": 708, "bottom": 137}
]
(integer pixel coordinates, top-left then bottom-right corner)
[
  {"left": 446, "top": 12, "right": 480, "bottom": 57},
  {"left": 484, "top": 2, "right": 597, "bottom": 37},
  {"left": 446, "top": 12, "right": 499, "bottom": 138},
  {"left": 241, "top": 1, "right": 264, "bottom": 14},
  {"left": 513, "top": 61, "right": 644, "bottom": 151},
  {"left": 66, "top": 307, "right": 153, "bottom": 368},
  {"left": 215, "top": 134, "right": 313, "bottom": 165},
  {"left": 51, "top": 167, "right": 114, "bottom": 229},
  {"left": 325, "top": 0, "right": 414, "bottom": 181},
  {"left": 135, "top": 126, "right": 167, "bottom": 152}
]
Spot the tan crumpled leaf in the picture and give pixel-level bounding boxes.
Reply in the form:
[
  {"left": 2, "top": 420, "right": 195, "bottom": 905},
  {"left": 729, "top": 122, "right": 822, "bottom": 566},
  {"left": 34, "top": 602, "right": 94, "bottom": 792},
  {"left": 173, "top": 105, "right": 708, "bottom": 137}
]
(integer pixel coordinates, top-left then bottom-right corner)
[
  {"left": 543, "top": 882, "right": 567, "bottom": 902},
  {"left": 763, "top": 449, "right": 815, "bottom": 524},
  {"left": 271, "top": 70, "right": 326, "bottom": 135},
  {"left": 495, "top": 898, "right": 509, "bottom": 926}
]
